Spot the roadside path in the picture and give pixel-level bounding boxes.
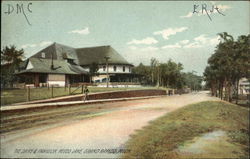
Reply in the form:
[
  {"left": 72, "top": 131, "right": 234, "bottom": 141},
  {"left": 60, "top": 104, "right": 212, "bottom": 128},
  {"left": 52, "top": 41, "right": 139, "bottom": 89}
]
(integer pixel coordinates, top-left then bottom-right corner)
[{"left": 0, "top": 91, "right": 219, "bottom": 158}]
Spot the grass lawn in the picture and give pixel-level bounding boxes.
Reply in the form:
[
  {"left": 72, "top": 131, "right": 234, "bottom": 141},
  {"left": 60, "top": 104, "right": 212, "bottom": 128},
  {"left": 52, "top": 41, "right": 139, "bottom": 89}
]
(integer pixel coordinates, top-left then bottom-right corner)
[
  {"left": 122, "top": 101, "right": 249, "bottom": 159},
  {"left": 1, "top": 86, "right": 156, "bottom": 105}
]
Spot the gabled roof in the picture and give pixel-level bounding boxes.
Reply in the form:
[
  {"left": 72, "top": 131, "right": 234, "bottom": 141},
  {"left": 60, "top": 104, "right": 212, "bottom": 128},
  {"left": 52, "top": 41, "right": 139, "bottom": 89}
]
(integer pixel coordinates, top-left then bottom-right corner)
[
  {"left": 76, "top": 45, "right": 132, "bottom": 66},
  {"left": 30, "top": 43, "right": 79, "bottom": 64},
  {"left": 30, "top": 42, "right": 132, "bottom": 66},
  {"left": 16, "top": 58, "right": 87, "bottom": 75},
  {"left": 18, "top": 43, "right": 133, "bottom": 75}
]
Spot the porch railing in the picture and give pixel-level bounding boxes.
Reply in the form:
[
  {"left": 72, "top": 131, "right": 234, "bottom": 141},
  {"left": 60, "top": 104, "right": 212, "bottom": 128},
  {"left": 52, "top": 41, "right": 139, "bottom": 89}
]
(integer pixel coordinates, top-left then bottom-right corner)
[{"left": 96, "top": 82, "right": 141, "bottom": 85}]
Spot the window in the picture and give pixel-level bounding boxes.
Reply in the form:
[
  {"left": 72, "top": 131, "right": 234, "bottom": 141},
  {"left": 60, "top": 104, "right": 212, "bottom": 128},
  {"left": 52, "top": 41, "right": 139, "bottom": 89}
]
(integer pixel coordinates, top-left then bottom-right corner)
[
  {"left": 103, "top": 66, "right": 106, "bottom": 71},
  {"left": 41, "top": 52, "right": 45, "bottom": 58},
  {"left": 123, "top": 66, "right": 126, "bottom": 72},
  {"left": 39, "top": 74, "right": 48, "bottom": 83},
  {"left": 113, "top": 66, "right": 117, "bottom": 72},
  {"left": 67, "top": 59, "right": 76, "bottom": 65},
  {"left": 129, "top": 67, "right": 131, "bottom": 72}
]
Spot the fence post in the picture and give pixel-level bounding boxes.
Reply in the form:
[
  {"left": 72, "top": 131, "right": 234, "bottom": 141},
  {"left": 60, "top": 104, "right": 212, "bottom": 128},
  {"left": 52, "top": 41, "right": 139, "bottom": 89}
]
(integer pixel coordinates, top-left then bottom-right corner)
[
  {"left": 82, "top": 84, "right": 84, "bottom": 94},
  {"left": 27, "top": 86, "right": 30, "bottom": 101},
  {"left": 51, "top": 85, "right": 54, "bottom": 98},
  {"left": 69, "top": 84, "right": 71, "bottom": 95}
]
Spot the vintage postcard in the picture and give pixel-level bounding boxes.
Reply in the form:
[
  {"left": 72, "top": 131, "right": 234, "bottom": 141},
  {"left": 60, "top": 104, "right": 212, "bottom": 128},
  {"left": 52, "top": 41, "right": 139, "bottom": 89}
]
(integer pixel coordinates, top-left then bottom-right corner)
[{"left": 1, "top": 1, "right": 249, "bottom": 158}]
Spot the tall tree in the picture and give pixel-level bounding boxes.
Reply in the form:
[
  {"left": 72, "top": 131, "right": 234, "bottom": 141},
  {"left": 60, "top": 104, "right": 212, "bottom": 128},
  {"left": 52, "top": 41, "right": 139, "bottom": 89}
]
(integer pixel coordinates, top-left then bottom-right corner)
[
  {"left": 184, "top": 71, "right": 202, "bottom": 91},
  {"left": 132, "top": 63, "right": 151, "bottom": 85},
  {"left": 150, "top": 58, "right": 158, "bottom": 85},
  {"left": 204, "top": 33, "right": 250, "bottom": 103},
  {"left": 1, "top": 45, "right": 24, "bottom": 65},
  {"left": 1, "top": 45, "right": 25, "bottom": 88},
  {"left": 233, "top": 35, "right": 250, "bottom": 103},
  {"left": 218, "top": 32, "right": 235, "bottom": 101}
]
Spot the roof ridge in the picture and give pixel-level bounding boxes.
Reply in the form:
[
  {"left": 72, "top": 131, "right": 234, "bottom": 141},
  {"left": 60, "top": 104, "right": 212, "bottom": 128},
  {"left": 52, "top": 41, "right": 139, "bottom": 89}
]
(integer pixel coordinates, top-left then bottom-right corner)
[
  {"left": 29, "top": 56, "right": 66, "bottom": 62},
  {"left": 76, "top": 45, "right": 110, "bottom": 50},
  {"left": 54, "top": 42, "right": 76, "bottom": 49}
]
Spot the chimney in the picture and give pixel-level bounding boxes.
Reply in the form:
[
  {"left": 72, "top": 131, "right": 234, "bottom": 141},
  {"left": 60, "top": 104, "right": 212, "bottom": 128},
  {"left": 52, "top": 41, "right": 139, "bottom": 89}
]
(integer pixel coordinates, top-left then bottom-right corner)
[{"left": 51, "top": 53, "right": 54, "bottom": 70}]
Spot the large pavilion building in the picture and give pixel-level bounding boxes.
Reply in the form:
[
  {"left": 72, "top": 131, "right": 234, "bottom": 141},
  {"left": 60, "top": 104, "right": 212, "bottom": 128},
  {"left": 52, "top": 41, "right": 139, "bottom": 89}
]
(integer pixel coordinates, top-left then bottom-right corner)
[{"left": 16, "top": 43, "right": 140, "bottom": 87}]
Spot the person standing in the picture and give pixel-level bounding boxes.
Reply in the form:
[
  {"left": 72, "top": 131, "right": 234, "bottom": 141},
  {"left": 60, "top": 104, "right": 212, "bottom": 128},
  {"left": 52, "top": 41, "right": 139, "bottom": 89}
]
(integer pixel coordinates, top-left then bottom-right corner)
[{"left": 83, "top": 85, "right": 89, "bottom": 102}]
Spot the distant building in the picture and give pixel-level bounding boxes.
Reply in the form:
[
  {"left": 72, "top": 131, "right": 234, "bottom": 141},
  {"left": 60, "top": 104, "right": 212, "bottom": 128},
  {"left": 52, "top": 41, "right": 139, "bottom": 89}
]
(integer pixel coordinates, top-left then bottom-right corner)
[
  {"left": 238, "top": 78, "right": 250, "bottom": 95},
  {"left": 16, "top": 42, "right": 140, "bottom": 87}
]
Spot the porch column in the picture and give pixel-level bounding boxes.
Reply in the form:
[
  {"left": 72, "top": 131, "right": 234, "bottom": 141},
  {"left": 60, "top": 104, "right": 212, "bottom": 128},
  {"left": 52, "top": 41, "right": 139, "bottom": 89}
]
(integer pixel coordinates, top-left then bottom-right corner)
[
  {"left": 82, "top": 75, "right": 85, "bottom": 83},
  {"left": 65, "top": 75, "right": 70, "bottom": 86},
  {"left": 34, "top": 74, "right": 39, "bottom": 87}
]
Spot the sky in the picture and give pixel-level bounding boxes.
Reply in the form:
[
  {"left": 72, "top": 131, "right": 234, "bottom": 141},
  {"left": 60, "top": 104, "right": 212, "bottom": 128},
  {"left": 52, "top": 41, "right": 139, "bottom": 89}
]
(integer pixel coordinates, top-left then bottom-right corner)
[{"left": 1, "top": 1, "right": 249, "bottom": 75}]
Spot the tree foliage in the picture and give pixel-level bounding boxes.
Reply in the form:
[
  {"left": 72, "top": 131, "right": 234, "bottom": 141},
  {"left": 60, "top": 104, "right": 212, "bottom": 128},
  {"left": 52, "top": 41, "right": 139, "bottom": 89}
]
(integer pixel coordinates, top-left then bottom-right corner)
[
  {"left": 132, "top": 58, "right": 201, "bottom": 90},
  {"left": 204, "top": 33, "right": 250, "bottom": 102},
  {"left": 1, "top": 45, "right": 25, "bottom": 88},
  {"left": 89, "top": 62, "right": 99, "bottom": 83},
  {"left": 183, "top": 71, "right": 202, "bottom": 91}
]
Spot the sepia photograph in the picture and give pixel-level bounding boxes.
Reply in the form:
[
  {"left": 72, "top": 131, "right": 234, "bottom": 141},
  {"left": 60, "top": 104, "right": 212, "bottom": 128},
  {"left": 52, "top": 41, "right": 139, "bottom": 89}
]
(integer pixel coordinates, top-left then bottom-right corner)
[{"left": 1, "top": 1, "right": 249, "bottom": 158}]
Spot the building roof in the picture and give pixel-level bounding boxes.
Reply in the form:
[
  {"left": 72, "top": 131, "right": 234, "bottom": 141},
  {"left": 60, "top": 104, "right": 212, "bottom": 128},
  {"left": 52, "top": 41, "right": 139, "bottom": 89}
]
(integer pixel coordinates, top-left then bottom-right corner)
[
  {"left": 16, "top": 58, "right": 87, "bottom": 75},
  {"left": 30, "top": 43, "right": 132, "bottom": 66},
  {"left": 17, "top": 42, "right": 132, "bottom": 75},
  {"left": 30, "top": 43, "right": 79, "bottom": 63},
  {"left": 76, "top": 45, "right": 132, "bottom": 66}
]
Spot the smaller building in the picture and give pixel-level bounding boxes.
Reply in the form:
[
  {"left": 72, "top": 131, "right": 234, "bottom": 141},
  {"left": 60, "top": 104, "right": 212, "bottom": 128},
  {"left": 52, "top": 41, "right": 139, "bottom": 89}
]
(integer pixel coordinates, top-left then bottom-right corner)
[
  {"left": 238, "top": 78, "right": 250, "bottom": 95},
  {"left": 16, "top": 57, "right": 88, "bottom": 87}
]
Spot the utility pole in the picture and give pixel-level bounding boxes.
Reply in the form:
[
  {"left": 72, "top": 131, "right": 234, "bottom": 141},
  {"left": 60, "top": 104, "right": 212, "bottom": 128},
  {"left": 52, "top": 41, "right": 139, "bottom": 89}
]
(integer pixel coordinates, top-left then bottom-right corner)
[
  {"left": 104, "top": 56, "right": 110, "bottom": 88},
  {"left": 192, "top": 70, "right": 197, "bottom": 92},
  {"left": 157, "top": 63, "right": 160, "bottom": 88}
]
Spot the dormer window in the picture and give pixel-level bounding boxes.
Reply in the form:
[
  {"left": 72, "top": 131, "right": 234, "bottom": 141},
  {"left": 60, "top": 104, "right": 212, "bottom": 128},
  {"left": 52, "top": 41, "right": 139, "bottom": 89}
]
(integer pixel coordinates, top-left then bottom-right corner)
[
  {"left": 123, "top": 66, "right": 126, "bottom": 72},
  {"left": 67, "top": 59, "right": 74, "bottom": 64},
  {"left": 113, "top": 66, "right": 117, "bottom": 72},
  {"left": 41, "top": 52, "right": 45, "bottom": 58}
]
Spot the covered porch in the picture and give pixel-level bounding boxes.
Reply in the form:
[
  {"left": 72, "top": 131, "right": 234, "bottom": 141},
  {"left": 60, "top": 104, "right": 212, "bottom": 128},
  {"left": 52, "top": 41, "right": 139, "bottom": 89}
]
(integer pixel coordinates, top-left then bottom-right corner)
[
  {"left": 93, "top": 73, "right": 142, "bottom": 87},
  {"left": 109, "top": 73, "right": 141, "bottom": 83},
  {"left": 16, "top": 73, "right": 90, "bottom": 88}
]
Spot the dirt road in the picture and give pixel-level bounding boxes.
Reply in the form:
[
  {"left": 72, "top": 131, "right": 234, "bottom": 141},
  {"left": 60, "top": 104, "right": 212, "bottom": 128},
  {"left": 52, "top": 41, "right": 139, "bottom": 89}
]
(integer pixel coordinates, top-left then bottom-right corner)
[{"left": 1, "top": 91, "right": 219, "bottom": 158}]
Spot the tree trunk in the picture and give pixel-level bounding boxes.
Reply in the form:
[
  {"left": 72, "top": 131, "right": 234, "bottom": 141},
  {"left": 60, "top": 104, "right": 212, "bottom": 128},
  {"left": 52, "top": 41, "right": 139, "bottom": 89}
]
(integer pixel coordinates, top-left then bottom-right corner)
[
  {"left": 225, "top": 79, "right": 232, "bottom": 102},
  {"left": 215, "top": 83, "right": 218, "bottom": 97},
  {"left": 227, "top": 79, "right": 230, "bottom": 101},
  {"left": 228, "top": 83, "right": 233, "bottom": 102},
  {"left": 220, "top": 80, "right": 224, "bottom": 100},
  {"left": 236, "top": 79, "right": 239, "bottom": 104},
  {"left": 211, "top": 81, "right": 216, "bottom": 96},
  {"left": 225, "top": 80, "right": 230, "bottom": 101},
  {"left": 211, "top": 84, "right": 214, "bottom": 96},
  {"left": 151, "top": 70, "right": 154, "bottom": 84},
  {"left": 218, "top": 82, "right": 222, "bottom": 99}
]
